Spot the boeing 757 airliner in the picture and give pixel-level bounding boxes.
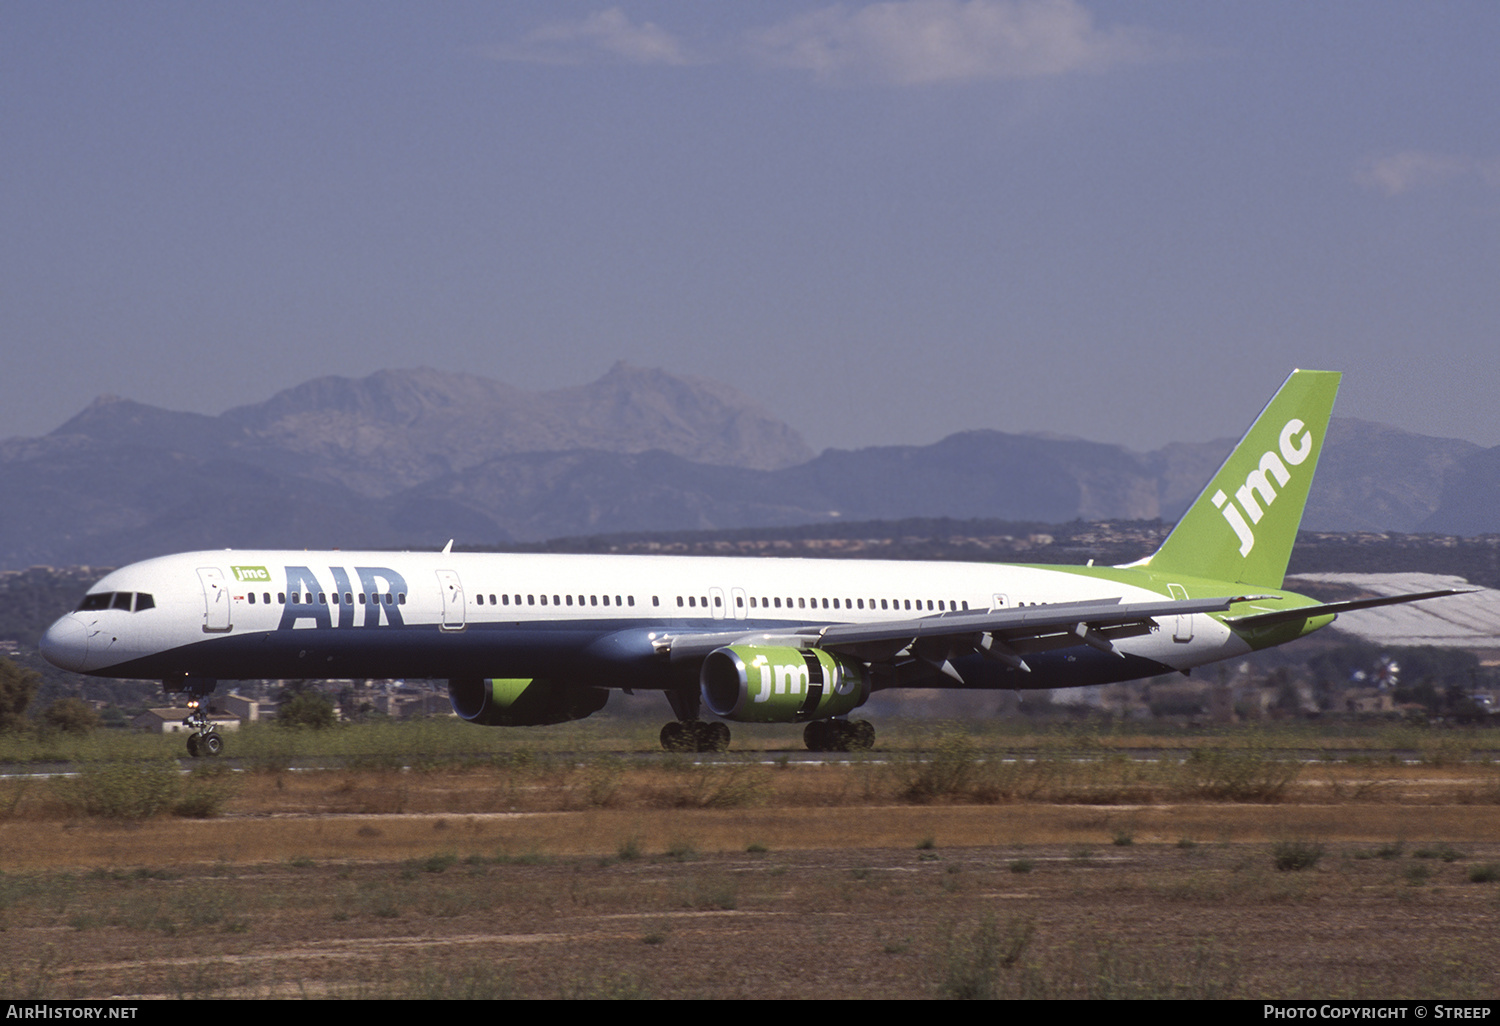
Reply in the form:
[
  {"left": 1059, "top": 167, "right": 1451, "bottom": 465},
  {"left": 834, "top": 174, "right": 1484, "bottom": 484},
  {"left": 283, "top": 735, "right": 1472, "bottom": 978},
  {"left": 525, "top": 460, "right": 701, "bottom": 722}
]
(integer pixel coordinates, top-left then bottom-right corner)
[{"left": 40, "top": 370, "right": 1462, "bottom": 754}]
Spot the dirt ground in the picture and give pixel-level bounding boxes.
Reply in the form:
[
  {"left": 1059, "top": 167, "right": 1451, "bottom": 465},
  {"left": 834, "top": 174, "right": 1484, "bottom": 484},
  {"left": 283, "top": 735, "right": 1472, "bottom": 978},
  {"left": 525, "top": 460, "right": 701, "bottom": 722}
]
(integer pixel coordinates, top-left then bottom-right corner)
[{"left": 4, "top": 804, "right": 1500, "bottom": 999}]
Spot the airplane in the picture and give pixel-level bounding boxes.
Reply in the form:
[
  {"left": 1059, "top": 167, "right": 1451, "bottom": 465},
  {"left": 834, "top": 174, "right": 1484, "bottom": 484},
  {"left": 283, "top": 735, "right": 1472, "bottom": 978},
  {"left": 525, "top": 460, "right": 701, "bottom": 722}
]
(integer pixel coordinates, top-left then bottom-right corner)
[{"left": 40, "top": 369, "right": 1464, "bottom": 756}]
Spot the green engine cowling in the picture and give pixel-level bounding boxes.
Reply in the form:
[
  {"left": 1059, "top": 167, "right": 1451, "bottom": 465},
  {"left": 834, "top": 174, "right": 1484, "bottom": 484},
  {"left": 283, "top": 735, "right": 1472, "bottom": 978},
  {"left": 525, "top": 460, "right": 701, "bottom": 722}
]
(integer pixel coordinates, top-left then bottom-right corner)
[
  {"left": 449, "top": 677, "right": 609, "bottom": 726},
  {"left": 700, "top": 645, "right": 870, "bottom": 723}
]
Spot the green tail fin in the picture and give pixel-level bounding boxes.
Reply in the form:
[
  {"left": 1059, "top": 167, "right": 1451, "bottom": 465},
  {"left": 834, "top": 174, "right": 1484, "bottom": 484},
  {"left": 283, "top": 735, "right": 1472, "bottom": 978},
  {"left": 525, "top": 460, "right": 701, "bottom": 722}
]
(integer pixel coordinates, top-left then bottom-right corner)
[{"left": 1139, "top": 369, "right": 1341, "bottom": 588}]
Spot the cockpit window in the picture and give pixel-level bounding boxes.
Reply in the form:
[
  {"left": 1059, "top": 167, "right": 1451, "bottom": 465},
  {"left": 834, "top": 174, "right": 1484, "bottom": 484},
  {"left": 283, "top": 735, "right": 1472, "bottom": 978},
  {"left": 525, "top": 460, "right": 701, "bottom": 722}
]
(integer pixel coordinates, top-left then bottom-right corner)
[{"left": 76, "top": 591, "right": 154, "bottom": 612}]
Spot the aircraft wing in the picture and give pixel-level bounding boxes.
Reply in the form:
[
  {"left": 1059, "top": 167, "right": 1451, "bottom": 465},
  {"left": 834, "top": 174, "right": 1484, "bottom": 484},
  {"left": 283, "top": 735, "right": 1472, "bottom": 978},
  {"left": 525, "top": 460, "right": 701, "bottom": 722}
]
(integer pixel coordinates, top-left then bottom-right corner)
[{"left": 656, "top": 594, "right": 1255, "bottom": 677}]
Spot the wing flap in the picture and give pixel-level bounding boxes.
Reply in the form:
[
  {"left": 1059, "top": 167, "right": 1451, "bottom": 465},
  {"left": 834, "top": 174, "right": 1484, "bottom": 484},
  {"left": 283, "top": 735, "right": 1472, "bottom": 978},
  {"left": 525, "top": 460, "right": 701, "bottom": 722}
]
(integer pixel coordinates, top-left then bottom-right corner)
[{"left": 659, "top": 594, "right": 1253, "bottom": 665}]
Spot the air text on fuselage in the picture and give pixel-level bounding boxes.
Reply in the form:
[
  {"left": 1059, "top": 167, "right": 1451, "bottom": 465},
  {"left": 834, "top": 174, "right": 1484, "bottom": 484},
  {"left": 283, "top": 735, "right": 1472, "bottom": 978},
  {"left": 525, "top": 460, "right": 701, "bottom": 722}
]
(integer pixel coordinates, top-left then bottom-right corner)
[{"left": 276, "top": 566, "right": 408, "bottom": 630}]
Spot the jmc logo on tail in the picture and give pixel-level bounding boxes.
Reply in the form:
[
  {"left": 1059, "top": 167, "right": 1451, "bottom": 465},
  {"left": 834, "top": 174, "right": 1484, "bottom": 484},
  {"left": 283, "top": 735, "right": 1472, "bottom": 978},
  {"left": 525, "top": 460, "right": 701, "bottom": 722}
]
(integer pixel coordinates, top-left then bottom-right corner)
[{"left": 1210, "top": 418, "right": 1314, "bottom": 557}]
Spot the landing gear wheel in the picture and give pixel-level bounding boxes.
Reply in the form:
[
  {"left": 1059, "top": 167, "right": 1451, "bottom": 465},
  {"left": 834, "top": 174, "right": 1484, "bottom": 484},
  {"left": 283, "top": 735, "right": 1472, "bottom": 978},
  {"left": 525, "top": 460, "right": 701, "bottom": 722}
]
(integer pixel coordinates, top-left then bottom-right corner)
[
  {"left": 828, "top": 721, "right": 852, "bottom": 752},
  {"left": 201, "top": 733, "right": 223, "bottom": 757},
  {"left": 660, "top": 720, "right": 731, "bottom": 753},
  {"left": 186, "top": 734, "right": 201, "bottom": 757},
  {"left": 660, "top": 721, "right": 692, "bottom": 752},
  {"left": 705, "top": 722, "right": 731, "bottom": 753},
  {"left": 848, "top": 720, "right": 875, "bottom": 752},
  {"left": 803, "top": 720, "right": 831, "bottom": 752}
]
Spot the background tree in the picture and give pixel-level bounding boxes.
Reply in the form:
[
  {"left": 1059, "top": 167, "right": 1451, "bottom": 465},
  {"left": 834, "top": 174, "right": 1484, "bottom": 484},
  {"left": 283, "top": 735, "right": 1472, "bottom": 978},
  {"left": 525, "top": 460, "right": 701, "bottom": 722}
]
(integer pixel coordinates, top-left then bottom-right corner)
[
  {"left": 41, "top": 696, "right": 99, "bottom": 735},
  {"left": 277, "top": 688, "right": 337, "bottom": 730},
  {"left": 0, "top": 656, "right": 40, "bottom": 731}
]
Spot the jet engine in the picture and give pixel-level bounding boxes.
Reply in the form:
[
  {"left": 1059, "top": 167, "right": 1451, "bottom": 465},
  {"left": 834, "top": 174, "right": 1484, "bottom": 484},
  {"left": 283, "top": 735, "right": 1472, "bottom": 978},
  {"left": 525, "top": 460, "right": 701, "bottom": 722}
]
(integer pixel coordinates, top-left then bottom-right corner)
[
  {"left": 700, "top": 645, "right": 870, "bottom": 723},
  {"left": 449, "top": 677, "right": 609, "bottom": 726}
]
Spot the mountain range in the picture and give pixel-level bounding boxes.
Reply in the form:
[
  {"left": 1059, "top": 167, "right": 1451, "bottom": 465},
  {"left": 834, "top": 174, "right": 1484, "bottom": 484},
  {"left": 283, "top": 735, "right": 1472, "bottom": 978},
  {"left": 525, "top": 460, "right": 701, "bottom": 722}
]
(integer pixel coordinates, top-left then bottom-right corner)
[{"left": 0, "top": 363, "right": 1493, "bottom": 570}]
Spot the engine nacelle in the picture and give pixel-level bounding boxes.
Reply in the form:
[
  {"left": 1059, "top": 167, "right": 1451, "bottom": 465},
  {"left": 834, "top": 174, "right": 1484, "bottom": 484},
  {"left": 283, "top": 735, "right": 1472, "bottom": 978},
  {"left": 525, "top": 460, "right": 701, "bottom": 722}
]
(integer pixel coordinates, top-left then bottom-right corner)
[
  {"left": 700, "top": 645, "right": 870, "bottom": 723},
  {"left": 449, "top": 677, "right": 609, "bottom": 727}
]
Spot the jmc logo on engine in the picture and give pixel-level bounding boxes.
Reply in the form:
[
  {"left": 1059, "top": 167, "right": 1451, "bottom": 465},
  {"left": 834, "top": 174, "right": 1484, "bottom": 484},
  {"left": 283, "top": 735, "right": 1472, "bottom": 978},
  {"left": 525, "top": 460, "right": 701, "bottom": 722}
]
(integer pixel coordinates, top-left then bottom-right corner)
[{"left": 749, "top": 653, "right": 810, "bottom": 702}]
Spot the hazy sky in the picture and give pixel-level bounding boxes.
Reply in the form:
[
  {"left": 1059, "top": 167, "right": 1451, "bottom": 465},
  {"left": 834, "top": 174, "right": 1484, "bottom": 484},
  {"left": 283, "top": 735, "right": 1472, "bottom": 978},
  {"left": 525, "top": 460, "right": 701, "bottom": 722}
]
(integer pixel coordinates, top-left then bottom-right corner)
[{"left": 4, "top": 2, "right": 1497, "bottom": 453}]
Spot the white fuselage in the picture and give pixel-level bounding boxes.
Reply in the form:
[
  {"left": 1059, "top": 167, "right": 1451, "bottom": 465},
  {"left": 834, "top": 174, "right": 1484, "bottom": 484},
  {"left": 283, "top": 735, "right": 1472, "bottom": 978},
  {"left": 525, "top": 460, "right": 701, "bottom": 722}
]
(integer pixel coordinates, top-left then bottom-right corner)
[{"left": 40, "top": 548, "right": 1247, "bottom": 690}]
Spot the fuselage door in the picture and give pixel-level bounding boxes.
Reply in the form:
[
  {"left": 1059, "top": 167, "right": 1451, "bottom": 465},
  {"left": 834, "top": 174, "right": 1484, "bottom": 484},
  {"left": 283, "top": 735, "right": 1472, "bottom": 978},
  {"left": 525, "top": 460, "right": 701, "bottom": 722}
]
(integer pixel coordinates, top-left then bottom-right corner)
[
  {"left": 730, "top": 587, "right": 748, "bottom": 621},
  {"left": 709, "top": 586, "right": 727, "bottom": 621},
  {"left": 197, "top": 567, "right": 232, "bottom": 633},
  {"left": 437, "top": 570, "right": 466, "bottom": 631},
  {"left": 992, "top": 594, "right": 1009, "bottom": 610},
  {"left": 1168, "top": 583, "right": 1193, "bottom": 643}
]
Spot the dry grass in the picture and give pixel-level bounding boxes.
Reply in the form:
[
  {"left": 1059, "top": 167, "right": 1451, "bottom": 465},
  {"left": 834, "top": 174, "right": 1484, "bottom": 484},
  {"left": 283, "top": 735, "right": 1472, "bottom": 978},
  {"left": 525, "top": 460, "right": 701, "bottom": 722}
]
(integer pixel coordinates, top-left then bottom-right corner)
[
  {"left": 3, "top": 732, "right": 1500, "bottom": 999},
  {"left": 8, "top": 802, "right": 1500, "bottom": 871},
  {"left": 2, "top": 837, "right": 1497, "bottom": 1000}
]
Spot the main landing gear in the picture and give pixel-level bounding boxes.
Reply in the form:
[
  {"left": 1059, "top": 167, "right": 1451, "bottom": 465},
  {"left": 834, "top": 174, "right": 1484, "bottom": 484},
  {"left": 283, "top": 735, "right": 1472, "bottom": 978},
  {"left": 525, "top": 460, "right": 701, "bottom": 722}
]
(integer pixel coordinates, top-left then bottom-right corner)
[
  {"left": 660, "top": 720, "right": 731, "bottom": 753},
  {"left": 803, "top": 719, "right": 875, "bottom": 753}
]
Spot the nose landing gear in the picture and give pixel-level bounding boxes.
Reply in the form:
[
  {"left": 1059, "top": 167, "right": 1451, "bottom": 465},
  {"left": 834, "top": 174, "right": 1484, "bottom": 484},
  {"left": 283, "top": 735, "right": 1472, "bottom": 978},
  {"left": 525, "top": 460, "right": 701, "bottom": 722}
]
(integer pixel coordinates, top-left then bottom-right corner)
[{"left": 182, "top": 701, "right": 224, "bottom": 757}]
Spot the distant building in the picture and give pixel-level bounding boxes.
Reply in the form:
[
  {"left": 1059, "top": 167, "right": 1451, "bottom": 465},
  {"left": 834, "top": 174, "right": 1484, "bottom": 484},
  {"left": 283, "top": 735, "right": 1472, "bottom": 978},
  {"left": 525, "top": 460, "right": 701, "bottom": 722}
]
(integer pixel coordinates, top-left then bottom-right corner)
[
  {"left": 132, "top": 709, "right": 241, "bottom": 735},
  {"left": 1339, "top": 689, "right": 1397, "bottom": 715},
  {"left": 218, "top": 692, "right": 262, "bottom": 722}
]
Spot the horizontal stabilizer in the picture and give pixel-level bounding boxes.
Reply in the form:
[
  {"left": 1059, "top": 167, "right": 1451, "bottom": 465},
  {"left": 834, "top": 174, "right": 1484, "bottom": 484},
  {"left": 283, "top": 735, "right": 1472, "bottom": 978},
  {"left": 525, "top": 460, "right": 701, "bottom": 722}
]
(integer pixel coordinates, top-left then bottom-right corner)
[{"left": 1225, "top": 588, "right": 1471, "bottom": 630}]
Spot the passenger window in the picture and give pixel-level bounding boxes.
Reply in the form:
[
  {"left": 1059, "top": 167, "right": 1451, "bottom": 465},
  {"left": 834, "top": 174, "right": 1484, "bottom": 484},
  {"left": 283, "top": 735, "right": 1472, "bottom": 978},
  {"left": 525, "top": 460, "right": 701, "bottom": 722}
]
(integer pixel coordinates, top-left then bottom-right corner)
[
  {"left": 247, "top": 593, "right": 256, "bottom": 605},
  {"left": 476, "top": 594, "right": 484, "bottom": 605},
  {"left": 566, "top": 595, "right": 573, "bottom": 606},
  {"left": 278, "top": 593, "right": 286, "bottom": 604}
]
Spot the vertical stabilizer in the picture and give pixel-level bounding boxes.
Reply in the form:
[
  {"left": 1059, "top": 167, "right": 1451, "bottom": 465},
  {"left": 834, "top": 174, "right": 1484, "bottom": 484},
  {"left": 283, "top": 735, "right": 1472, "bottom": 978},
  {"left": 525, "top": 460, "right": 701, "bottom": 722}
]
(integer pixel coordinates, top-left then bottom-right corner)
[{"left": 1136, "top": 370, "right": 1340, "bottom": 588}]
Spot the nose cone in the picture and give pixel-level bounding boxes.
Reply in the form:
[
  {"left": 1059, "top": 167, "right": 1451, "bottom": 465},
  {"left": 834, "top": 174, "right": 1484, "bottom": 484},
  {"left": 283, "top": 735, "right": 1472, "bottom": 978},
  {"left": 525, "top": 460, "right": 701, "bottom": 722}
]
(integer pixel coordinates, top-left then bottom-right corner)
[{"left": 41, "top": 614, "right": 90, "bottom": 672}]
